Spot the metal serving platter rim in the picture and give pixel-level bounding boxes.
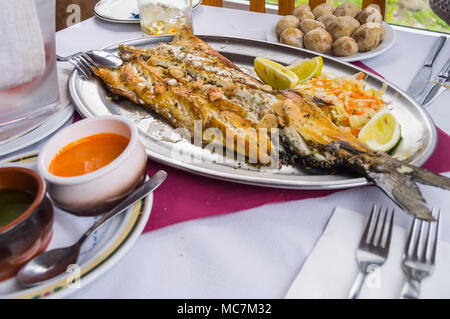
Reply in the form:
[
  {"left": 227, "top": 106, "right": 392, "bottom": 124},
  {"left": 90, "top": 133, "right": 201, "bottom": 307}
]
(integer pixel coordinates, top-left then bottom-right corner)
[{"left": 69, "top": 34, "right": 437, "bottom": 190}]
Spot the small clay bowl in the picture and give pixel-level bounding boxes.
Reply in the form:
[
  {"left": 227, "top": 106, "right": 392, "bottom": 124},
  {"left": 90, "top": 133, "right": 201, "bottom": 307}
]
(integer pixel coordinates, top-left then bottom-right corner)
[
  {"left": 37, "top": 115, "right": 147, "bottom": 216},
  {"left": 0, "top": 167, "right": 54, "bottom": 282}
]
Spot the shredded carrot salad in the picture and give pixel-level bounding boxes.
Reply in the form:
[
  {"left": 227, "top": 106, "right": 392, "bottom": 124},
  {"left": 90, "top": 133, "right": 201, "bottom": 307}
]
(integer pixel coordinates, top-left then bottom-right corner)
[{"left": 296, "top": 72, "right": 388, "bottom": 136}]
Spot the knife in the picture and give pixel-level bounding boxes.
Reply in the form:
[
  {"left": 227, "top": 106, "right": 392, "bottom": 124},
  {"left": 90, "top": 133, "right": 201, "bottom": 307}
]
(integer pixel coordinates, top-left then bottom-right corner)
[
  {"left": 406, "top": 36, "right": 446, "bottom": 98},
  {"left": 419, "top": 59, "right": 450, "bottom": 107}
]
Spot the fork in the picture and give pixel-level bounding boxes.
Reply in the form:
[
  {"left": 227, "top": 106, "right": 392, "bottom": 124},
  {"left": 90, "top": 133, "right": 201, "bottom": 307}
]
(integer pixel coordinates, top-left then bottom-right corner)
[
  {"left": 57, "top": 52, "right": 99, "bottom": 78},
  {"left": 400, "top": 208, "right": 440, "bottom": 299},
  {"left": 348, "top": 205, "right": 394, "bottom": 299}
]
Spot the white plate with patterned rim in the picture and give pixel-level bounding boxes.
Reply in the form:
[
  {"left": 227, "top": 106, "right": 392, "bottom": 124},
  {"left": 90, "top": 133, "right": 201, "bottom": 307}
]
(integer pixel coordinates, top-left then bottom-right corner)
[
  {"left": 265, "top": 21, "right": 396, "bottom": 62},
  {"left": 0, "top": 152, "right": 153, "bottom": 299},
  {"left": 94, "top": 0, "right": 202, "bottom": 24}
]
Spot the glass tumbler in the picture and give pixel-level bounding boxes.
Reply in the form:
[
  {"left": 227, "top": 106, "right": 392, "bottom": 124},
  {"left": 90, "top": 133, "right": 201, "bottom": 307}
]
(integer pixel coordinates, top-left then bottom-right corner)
[
  {"left": 0, "top": 0, "right": 60, "bottom": 143},
  {"left": 137, "top": 0, "right": 193, "bottom": 36}
]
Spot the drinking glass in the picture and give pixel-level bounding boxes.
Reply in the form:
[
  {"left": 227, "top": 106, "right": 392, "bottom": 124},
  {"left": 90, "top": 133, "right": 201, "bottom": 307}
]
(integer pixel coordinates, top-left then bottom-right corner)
[
  {"left": 0, "top": 0, "right": 60, "bottom": 143},
  {"left": 137, "top": 0, "right": 193, "bottom": 36}
]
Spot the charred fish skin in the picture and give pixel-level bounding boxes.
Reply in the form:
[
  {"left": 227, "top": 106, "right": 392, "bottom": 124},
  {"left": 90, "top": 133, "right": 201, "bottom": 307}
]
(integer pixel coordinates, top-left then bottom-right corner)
[{"left": 96, "top": 27, "right": 450, "bottom": 220}]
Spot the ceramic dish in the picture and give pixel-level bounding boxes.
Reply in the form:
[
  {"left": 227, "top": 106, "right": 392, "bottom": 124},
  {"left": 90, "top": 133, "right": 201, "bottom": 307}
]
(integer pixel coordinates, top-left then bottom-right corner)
[
  {"left": 68, "top": 35, "right": 436, "bottom": 190},
  {"left": 38, "top": 115, "right": 147, "bottom": 216},
  {"left": 0, "top": 152, "right": 153, "bottom": 299},
  {"left": 94, "top": 0, "right": 202, "bottom": 24},
  {"left": 265, "top": 21, "right": 395, "bottom": 62},
  {"left": 0, "top": 167, "right": 53, "bottom": 282}
]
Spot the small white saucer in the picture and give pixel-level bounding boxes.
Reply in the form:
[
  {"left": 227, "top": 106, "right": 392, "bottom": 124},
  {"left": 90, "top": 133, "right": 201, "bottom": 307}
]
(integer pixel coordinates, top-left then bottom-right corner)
[{"left": 95, "top": 0, "right": 202, "bottom": 24}]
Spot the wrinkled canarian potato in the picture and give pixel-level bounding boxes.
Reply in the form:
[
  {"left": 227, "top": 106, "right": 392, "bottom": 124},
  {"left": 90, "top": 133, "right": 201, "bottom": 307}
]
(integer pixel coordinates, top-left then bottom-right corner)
[
  {"left": 276, "top": 15, "right": 300, "bottom": 37},
  {"left": 367, "top": 4, "right": 381, "bottom": 12},
  {"left": 352, "top": 22, "right": 384, "bottom": 52},
  {"left": 312, "top": 3, "right": 334, "bottom": 19},
  {"left": 379, "top": 25, "right": 386, "bottom": 41},
  {"left": 295, "top": 10, "right": 315, "bottom": 21},
  {"left": 317, "top": 14, "right": 337, "bottom": 29},
  {"left": 293, "top": 4, "right": 312, "bottom": 17},
  {"left": 334, "top": 2, "right": 361, "bottom": 18},
  {"left": 332, "top": 36, "right": 358, "bottom": 56},
  {"left": 357, "top": 7, "right": 383, "bottom": 25},
  {"left": 299, "top": 19, "right": 325, "bottom": 34},
  {"left": 304, "top": 28, "right": 333, "bottom": 53},
  {"left": 327, "top": 16, "right": 360, "bottom": 40},
  {"left": 280, "top": 28, "right": 304, "bottom": 48}
]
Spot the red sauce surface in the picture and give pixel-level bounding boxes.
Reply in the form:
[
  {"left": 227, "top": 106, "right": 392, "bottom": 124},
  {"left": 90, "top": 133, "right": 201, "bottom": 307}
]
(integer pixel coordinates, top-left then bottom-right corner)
[{"left": 49, "top": 133, "right": 129, "bottom": 177}]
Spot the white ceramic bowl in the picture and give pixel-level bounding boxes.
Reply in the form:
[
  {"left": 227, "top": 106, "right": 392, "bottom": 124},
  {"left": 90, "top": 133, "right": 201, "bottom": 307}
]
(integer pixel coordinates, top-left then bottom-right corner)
[{"left": 38, "top": 115, "right": 147, "bottom": 216}]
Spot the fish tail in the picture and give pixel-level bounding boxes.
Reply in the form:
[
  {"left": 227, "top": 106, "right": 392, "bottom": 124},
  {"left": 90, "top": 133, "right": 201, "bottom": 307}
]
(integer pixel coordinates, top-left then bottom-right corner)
[
  {"left": 339, "top": 147, "right": 449, "bottom": 221},
  {"left": 403, "top": 164, "right": 450, "bottom": 190},
  {"left": 365, "top": 168, "right": 434, "bottom": 221}
]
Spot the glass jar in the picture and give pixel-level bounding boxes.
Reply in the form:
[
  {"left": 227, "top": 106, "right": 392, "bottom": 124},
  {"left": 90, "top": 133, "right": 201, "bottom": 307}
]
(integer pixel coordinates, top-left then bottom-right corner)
[
  {"left": 0, "top": 0, "right": 60, "bottom": 143},
  {"left": 137, "top": 0, "right": 193, "bottom": 36}
]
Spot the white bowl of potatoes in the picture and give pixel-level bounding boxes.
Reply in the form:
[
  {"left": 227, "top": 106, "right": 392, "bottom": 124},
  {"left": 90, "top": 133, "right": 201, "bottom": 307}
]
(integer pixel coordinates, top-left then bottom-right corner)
[{"left": 267, "top": 2, "right": 395, "bottom": 62}]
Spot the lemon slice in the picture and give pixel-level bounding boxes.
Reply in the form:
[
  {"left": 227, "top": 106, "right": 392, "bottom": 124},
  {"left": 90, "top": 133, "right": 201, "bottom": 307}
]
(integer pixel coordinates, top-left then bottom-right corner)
[
  {"left": 358, "top": 111, "right": 401, "bottom": 152},
  {"left": 288, "top": 56, "right": 323, "bottom": 83},
  {"left": 254, "top": 57, "right": 299, "bottom": 89}
]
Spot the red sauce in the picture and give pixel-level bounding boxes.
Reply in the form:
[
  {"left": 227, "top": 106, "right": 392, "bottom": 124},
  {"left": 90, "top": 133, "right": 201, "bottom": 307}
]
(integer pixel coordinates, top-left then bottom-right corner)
[{"left": 49, "top": 133, "right": 129, "bottom": 177}]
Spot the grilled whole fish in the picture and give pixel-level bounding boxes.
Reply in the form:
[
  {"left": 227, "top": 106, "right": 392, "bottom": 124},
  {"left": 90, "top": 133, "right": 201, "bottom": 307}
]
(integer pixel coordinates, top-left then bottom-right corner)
[{"left": 96, "top": 28, "right": 450, "bottom": 220}]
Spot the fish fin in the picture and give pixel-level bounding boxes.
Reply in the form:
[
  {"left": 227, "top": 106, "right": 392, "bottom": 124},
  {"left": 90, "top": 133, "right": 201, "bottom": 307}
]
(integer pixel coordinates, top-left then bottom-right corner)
[
  {"left": 366, "top": 169, "right": 434, "bottom": 221},
  {"left": 405, "top": 165, "right": 450, "bottom": 190}
]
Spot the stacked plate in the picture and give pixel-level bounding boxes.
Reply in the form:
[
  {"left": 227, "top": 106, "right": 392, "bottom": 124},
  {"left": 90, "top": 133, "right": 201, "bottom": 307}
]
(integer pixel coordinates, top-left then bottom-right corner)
[{"left": 94, "top": 0, "right": 202, "bottom": 24}]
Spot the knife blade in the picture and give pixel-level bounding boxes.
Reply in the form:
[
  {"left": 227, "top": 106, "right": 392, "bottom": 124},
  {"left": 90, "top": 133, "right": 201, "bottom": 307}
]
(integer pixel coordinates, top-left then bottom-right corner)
[
  {"left": 406, "top": 36, "right": 446, "bottom": 98},
  {"left": 419, "top": 59, "right": 450, "bottom": 107},
  {"left": 421, "top": 83, "right": 446, "bottom": 107}
]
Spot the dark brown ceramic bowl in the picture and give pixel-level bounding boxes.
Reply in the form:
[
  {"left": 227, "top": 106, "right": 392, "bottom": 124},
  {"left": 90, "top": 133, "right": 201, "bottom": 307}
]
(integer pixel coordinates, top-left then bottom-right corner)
[{"left": 0, "top": 167, "right": 53, "bottom": 282}]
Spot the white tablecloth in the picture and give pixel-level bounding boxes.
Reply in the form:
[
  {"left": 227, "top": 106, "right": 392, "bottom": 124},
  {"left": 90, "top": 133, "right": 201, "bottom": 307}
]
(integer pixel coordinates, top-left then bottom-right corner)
[{"left": 9, "top": 5, "right": 450, "bottom": 298}]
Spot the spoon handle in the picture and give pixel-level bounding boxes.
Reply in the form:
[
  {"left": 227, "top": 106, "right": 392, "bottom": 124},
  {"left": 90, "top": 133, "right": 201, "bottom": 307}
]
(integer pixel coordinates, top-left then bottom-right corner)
[{"left": 77, "top": 170, "right": 167, "bottom": 245}]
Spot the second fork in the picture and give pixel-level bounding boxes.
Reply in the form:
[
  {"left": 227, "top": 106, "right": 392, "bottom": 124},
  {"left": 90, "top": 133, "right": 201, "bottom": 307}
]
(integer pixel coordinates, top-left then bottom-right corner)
[
  {"left": 400, "top": 208, "right": 440, "bottom": 299},
  {"left": 348, "top": 205, "right": 394, "bottom": 299}
]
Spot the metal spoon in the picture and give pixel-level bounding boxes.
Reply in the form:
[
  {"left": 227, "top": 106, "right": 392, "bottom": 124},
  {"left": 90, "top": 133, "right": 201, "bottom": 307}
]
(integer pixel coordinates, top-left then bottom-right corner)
[
  {"left": 16, "top": 170, "right": 167, "bottom": 287},
  {"left": 86, "top": 50, "right": 123, "bottom": 68}
]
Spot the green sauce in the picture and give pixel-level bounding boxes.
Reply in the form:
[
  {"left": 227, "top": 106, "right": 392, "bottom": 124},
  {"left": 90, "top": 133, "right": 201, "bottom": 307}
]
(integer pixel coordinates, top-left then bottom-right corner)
[{"left": 0, "top": 189, "right": 35, "bottom": 229}]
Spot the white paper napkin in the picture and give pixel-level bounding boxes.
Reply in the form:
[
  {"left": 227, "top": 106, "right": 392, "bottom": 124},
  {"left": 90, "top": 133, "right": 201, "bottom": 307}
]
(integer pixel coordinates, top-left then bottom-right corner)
[
  {"left": 285, "top": 207, "right": 450, "bottom": 299},
  {"left": 57, "top": 68, "right": 72, "bottom": 108},
  {"left": 0, "top": 0, "right": 46, "bottom": 91}
]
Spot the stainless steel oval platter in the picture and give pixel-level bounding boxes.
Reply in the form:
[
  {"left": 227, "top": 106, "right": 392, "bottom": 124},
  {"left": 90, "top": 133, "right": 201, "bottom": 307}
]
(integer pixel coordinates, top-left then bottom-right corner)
[{"left": 69, "top": 35, "right": 437, "bottom": 190}]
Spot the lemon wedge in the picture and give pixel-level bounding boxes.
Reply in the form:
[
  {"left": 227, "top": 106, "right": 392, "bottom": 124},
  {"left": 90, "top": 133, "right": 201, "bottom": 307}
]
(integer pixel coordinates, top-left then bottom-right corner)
[
  {"left": 288, "top": 56, "right": 323, "bottom": 83},
  {"left": 254, "top": 57, "right": 299, "bottom": 89},
  {"left": 358, "top": 111, "right": 401, "bottom": 152}
]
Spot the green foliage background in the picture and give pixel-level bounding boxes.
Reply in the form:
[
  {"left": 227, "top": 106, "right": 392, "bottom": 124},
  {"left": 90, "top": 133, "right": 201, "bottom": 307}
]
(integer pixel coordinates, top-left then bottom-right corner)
[{"left": 265, "top": 0, "right": 449, "bottom": 33}]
